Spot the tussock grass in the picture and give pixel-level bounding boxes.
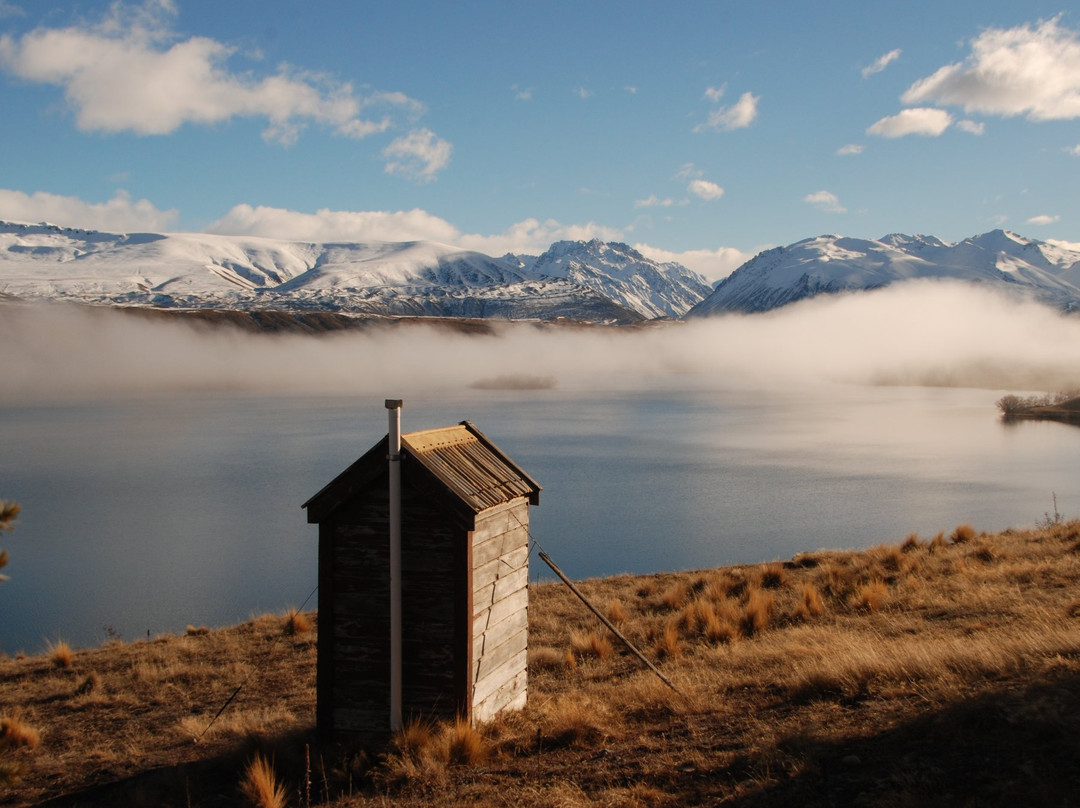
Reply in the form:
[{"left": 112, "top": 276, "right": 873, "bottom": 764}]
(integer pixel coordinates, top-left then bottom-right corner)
[
  {"left": 45, "top": 639, "right": 74, "bottom": 669},
  {"left": 6, "top": 521, "right": 1080, "bottom": 807},
  {"left": 284, "top": 607, "right": 313, "bottom": 636},
  {"left": 240, "top": 753, "right": 288, "bottom": 808}
]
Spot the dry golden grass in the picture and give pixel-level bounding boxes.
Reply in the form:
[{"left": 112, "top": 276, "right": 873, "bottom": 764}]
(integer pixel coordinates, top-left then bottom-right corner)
[
  {"left": 5, "top": 521, "right": 1080, "bottom": 807},
  {"left": 569, "top": 629, "right": 614, "bottom": 660},
  {"left": 45, "top": 638, "right": 74, "bottom": 669},
  {"left": 240, "top": 753, "right": 288, "bottom": 808}
]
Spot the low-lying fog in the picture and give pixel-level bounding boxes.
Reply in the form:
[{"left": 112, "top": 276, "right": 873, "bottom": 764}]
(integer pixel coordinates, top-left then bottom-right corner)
[{"left": 3, "top": 280, "right": 1080, "bottom": 402}]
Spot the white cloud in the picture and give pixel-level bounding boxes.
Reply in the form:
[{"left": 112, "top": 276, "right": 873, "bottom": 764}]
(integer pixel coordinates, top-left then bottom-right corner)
[
  {"left": 0, "top": 188, "right": 178, "bottom": 232},
  {"left": 634, "top": 243, "right": 752, "bottom": 282},
  {"left": 867, "top": 107, "right": 953, "bottom": 137},
  {"left": 862, "top": 48, "right": 902, "bottom": 78},
  {"left": 634, "top": 195, "right": 678, "bottom": 209},
  {"left": 381, "top": 128, "right": 452, "bottom": 183},
  {"left": 575, "top": 87, "right": 593, "bottom": 100},
  {"left": 511, "top": 84, "right": 532, "bottom": 101},
  {"left": 0, "top": 0, "right": 426, "bottom": 145},
  {"left": 0, "top": 2, "right": 24, "bottom": 19},
  {"left": 687, "top": 179, "right": 724, "bottom": 201},
  {"left": 704, "top": 85, "right": 726, "bottom": 103},
  {"left": 901, "top": 17, "right": 1080, "bottom": 121},
  {"left": 1026, "top": 214, "right": 1060, "bottom": 226},
  {"left": 457, "top": 218, "right": 624, "bottom": 256},
  {"left": 694, "top": 91, "right": 759, "bottom": 132},
  {"left": 1065, "top": 144, "right": 1080, "bottom": 156},
  {"left": 207, "top": 204, "right": 461, "bottom": 243},
  {"left": 837, "top": 143, "right": 864, "bottom": 156},
  {"left": 955, "top": 119, "right": 985, "bottom": 135},
  {"left": 804, "top": 190, "right": 847, "bottom": 213}
]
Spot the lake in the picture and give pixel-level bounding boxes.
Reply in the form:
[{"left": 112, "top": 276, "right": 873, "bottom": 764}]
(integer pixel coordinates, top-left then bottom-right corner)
[{"left": 2, "top": 381, "right": 1077, "bottom": 654}]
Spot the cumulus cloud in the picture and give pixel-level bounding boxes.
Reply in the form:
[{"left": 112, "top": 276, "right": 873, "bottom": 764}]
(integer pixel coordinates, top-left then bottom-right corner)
[
  {"left": 804, "top": 190, "right": 847, "bottom": 213},
  {"left": 381, "top": 128, "right": 452, "bottom": 183},
  {"left": 634, "top": 243, "right": 752, "bottom": 282},
  {"left": 1026, "top": 214, "right": 1060, "bottom": 226},
  {"left": 867, "top": 107, "right": 953, "bottom": 137},
  {"left": 0, "top": 187, "right": 178, "bottom": 231},
  {"left": 837, "top": 143, "right": 864, "bottom": 156},
  {"left": 955, "top": 119, "right": 985, "bottom": 135},
  {"left": 862, "top": 48, "right": 902, "bottom": 78},
  {"left": 208, "top": 204, "right": 625, "bottom": 256},
  {"left": 695, "top": 90, "right": 759, "bottom": 132},
  {"left": 901, "top": 17, "right": 1080, "bottom": 121},
  {"left": 0, "top": 0, "right": 428, "bottom": 147},
  {"left": 687, "top": 179, "right": 724, "bottom": 201},
  {"left": 206, "top": 204, "right": 461, "bottom": 243}
]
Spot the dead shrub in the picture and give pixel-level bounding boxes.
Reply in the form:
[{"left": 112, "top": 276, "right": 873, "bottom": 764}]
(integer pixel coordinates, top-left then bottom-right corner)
[
  {"left": 571, "top": 630, "right": 614, "bottom": 661},
  {"left": 240, "top": 753, "right": 288, "bottom": 808}
]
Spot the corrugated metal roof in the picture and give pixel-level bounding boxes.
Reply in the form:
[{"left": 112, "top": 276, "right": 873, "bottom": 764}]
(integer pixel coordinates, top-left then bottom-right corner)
[{"left": 403, "top": 422, "right": 541, "bottom": 512}]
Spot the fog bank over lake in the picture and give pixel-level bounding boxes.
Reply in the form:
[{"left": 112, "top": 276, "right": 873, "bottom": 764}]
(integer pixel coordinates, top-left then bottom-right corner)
[
  {"left": 2, "top": 283, "right": 1080, "bottom": 653},
  {"left": 4, "top": 280, "right": 1080, "bottom": 402}
]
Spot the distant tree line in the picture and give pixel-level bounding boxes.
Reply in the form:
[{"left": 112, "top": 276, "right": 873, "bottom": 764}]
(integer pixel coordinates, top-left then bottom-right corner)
[{"left": 997, "top": 390, "right": 1080, "bottom": 416}]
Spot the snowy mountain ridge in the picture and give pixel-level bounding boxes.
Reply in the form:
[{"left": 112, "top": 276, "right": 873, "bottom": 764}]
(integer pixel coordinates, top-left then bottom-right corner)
[
  {"left": 690, "top": 230, "right": 1080, "bottom": 316},
  {"left": 0, "top": 221, "right": 710, "bottom": 323}
]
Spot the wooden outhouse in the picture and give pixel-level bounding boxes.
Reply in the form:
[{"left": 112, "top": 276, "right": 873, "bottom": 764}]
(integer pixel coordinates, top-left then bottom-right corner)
[{"left": 303, "top": 407, "right": 541, "bottom": 743}]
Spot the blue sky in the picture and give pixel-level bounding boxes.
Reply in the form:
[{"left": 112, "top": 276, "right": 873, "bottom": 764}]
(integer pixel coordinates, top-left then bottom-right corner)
[{"left": 0, "top": 0, "right": 1078, "bottom": 279}]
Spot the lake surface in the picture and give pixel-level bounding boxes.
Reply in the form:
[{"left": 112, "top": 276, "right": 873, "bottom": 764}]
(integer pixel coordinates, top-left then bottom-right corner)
[{"left": 2, "top": 382, "right": 1078, "bottom": 654}]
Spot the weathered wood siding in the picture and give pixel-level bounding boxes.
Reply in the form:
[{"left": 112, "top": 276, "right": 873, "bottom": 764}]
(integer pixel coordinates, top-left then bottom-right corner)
[
  {"left": 470, "top": 498, "right": 530, "bottom": 722},
  {"left": 319, "top": 475, "right": 473, "bottom": 742}
]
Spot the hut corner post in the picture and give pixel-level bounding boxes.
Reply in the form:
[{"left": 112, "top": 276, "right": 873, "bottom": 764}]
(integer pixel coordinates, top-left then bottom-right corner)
[{"left": 386, "top": 399, "right": 404, "bottom": 733}]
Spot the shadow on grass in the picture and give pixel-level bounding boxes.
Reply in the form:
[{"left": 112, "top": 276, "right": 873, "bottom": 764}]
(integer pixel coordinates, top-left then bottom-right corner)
[
  {"left": 29, "top": 728, "right": 352, "bottom": 808},
  {"left": 725, "top": 668, "right": 1080, "bottom": 807}
]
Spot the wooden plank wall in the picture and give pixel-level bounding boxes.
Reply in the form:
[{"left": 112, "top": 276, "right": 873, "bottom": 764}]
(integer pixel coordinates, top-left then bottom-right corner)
[{"left": 470, "top": 498, "right": 530, "bottom": 722}]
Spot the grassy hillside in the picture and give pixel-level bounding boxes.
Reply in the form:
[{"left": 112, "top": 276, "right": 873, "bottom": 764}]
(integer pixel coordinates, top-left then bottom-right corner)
[{"left": 3, "top": 521, "right": 1080, "bottom": 807}]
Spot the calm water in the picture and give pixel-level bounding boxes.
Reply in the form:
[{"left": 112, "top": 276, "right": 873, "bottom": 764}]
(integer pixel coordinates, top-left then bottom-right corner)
[{"left": 2, "top": 382, "right": 1078, "bottom": 654}]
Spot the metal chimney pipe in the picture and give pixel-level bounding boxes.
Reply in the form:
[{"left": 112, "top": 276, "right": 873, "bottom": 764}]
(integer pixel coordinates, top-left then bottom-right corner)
[{"left": 385, "top": 399, "right": 403, "bottom": 733}]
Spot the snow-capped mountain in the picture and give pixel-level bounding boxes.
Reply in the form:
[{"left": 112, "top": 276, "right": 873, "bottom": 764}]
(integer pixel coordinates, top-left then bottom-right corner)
[
  {"left": 519, "top": 240, "right": 714, "bottom": 319},
  {"left": 0, "top": 221, "right": 711, "bottom": 323},
  {"left": 689, "top": 230, "right": 1080, "bottom": 316}
]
